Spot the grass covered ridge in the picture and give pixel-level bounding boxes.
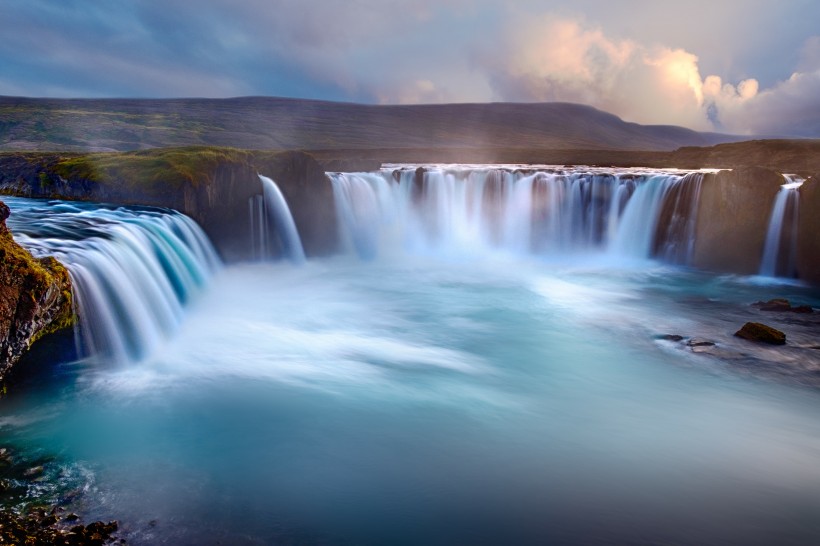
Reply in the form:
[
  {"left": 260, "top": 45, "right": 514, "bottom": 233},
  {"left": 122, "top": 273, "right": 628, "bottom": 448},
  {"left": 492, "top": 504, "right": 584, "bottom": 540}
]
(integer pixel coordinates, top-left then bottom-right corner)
[{"left": 49, "top": 146, "right": 256, "bottom": 194}]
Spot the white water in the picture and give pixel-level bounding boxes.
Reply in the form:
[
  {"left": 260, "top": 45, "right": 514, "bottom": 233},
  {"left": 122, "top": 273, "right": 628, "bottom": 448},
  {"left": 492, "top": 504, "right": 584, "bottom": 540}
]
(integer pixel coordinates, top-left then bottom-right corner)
[
  {"left": 760, "top": 175, "right": 804, "bottom": 277},
  {"left": 4, "top": 198, "right": 220, "bottom": 364},
  {"left": 3, "top": 178, "right": 820, "bottom": 545},
  {"left": 330, "top": 166, "right": 705, "bottom": 264},
  {"left": 256, "top": 174, "right": 306, "bottom": 263}
]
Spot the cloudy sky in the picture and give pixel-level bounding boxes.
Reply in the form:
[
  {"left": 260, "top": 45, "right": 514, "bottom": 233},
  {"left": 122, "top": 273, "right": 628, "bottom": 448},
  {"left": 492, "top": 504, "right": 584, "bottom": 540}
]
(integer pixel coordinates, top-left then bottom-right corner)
[{"left": 2, "top": 0, "right": 820, "bottom": 136}]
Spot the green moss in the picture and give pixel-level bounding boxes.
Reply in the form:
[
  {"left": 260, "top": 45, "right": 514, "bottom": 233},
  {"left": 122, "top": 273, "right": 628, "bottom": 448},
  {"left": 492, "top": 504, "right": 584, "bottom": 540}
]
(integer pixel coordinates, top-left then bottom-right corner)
[
  {"left": 0, "top": 230, "right": 76, "bottom": 350},
  {"left": 49, "top": 146, "right": 253, "bottom": 196}
]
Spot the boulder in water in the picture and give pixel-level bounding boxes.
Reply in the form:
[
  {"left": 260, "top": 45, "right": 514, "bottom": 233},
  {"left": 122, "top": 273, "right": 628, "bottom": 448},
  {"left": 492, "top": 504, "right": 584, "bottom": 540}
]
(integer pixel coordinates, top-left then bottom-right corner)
[
  {"left": 734, "top": 322, "right": 786, "bottom": 345},
  {"left": 687, "top": 338, "right": 716, "bottom": 347},
  {"left": 752, "top": 299, "right": 814, "bottom": 313}
]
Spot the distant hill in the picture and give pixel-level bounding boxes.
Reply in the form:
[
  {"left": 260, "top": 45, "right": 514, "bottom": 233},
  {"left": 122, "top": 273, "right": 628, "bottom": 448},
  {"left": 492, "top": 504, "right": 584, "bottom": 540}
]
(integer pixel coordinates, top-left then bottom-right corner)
[{"left": 0, "top": 96, "right": 742, "bottom": 153}]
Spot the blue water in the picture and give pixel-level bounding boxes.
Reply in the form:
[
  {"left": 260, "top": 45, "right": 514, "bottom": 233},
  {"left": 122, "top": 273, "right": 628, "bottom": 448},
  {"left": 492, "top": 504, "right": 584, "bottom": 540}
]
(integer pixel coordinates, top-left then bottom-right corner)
[{"left": 3, "top": 197, "right": 820, "bottom": 545}]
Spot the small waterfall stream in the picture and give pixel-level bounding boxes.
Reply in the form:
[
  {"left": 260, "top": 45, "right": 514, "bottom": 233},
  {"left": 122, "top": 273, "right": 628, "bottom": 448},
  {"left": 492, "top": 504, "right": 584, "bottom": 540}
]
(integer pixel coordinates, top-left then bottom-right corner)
[
  {"left": 250, "top": 175, "right": 306, "bottom": 263},
  {"left": 760, "top": 174, "right": 803, "bottom": 278}
]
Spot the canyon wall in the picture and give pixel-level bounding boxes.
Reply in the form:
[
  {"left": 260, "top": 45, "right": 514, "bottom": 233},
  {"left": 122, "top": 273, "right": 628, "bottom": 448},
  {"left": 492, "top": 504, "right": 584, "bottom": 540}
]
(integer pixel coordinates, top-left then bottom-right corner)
[
  {"left": 0, "top": 149, "right": 338, "bottom": 261},
  {"left": 692, "top": 167, "right": 785, "bottom": 274},
  {"left": 797, "top": 176, "right": 820, "bottom": 284}
]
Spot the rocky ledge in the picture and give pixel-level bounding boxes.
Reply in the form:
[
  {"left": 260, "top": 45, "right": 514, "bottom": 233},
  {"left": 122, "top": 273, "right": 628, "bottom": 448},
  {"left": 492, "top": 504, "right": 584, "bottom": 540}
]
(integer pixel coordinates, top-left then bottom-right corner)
[{"left": 0, "top": 201, "right": 74, "bottom": 379}]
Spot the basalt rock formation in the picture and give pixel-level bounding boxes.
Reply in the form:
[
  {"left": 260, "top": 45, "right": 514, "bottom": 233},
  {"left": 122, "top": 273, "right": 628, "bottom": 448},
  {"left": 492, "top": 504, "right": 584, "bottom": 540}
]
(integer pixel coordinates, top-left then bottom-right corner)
[
  {"left": 0, "top": 149, "right": 338, "bottom": 261},
  {"left": 692, "top": 167, "right": 785, "bottom": 274},
  {"left": 797, "top": 175, "right": 820, "bottom": 284},
  {"left": 0, "top": 201, "right": 74, "bottom": 376}
]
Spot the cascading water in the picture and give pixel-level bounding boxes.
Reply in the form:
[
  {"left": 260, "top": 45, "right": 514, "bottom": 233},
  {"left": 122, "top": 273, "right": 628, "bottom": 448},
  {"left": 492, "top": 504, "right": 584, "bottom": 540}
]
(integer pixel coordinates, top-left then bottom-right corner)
[
  {"left": 330, "top": 165, "right": 707, "bottom": 263},
  {"left": 251, "top": 175, "right": 306, "bottom": 263},
  {"left": 2, "top": 168, "right": 820, "bottom": 546},
  {"left": 760, "top": 174, "right": 804, "bottom": 278},
  {"left": 4, "top": 197, "right": 220, "bottom": 364}
]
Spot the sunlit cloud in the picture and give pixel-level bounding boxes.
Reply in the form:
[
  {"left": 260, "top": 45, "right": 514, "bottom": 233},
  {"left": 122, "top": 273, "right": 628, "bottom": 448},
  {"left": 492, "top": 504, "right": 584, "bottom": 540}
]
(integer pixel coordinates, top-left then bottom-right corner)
[
  {"left": 1, "top": 1, "right": 819, "bottom": 136},
  {"left": 478, "top": 15, "right": 820, "bottom": 136}
]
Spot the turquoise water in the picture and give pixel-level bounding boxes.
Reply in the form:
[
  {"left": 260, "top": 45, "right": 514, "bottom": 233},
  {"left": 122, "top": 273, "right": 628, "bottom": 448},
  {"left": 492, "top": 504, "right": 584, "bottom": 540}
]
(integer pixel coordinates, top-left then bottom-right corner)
[{"left": 2, "top": 251, "right": 820, "bottom": 545}]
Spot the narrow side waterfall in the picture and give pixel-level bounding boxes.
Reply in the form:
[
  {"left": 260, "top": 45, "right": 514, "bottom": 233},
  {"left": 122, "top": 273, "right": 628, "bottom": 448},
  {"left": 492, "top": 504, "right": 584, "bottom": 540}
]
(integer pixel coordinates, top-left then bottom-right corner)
[
  {"left": 252, "top": 175, "right": 306, "bottom": 263},
  {"left": 330, "top": 166, "right": 707, "bottom": 263},
  {"left": 760, "top": 175, "right": 803, "bottom": 277},
  {"left": 5, "top": 198, "right": 221, "bottom": 364}
]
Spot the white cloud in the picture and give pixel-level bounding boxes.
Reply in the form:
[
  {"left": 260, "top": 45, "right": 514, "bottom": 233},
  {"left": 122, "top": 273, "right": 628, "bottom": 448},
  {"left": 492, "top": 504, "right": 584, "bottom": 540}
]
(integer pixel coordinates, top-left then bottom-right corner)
[{"left": 480, "top": 15, "right": 820, "bottom": 135}]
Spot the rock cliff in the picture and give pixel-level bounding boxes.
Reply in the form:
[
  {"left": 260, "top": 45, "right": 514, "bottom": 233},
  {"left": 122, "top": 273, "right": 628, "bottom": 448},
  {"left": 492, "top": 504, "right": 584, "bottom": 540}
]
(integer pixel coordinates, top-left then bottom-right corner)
[
  {"left": 797, "top": 175, "right": 820, "bottom": 284},
  {"left": 692, "top": 167, "right": 785, "bottom": 274},
  {"left": 0, "top": 149, "right": 339, "bottom": 261},
  {"left": 0, "top": 201, "right": 74, "bottom": 377}
]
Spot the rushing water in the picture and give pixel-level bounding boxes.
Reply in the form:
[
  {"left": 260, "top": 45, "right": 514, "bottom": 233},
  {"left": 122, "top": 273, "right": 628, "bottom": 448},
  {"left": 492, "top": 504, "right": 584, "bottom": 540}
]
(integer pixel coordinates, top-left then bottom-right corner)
[
  {"left": 2, "top": 170, "right": 820, "bottom": 545},
  {"left": 330, "top": 166, "right": 706, "bottom": 263},
  {"left": 760, "top": 175, "right": 803, "bottom": 278},
  {"left": 250, "top": 175, "right": 306, "bottom": 263}
]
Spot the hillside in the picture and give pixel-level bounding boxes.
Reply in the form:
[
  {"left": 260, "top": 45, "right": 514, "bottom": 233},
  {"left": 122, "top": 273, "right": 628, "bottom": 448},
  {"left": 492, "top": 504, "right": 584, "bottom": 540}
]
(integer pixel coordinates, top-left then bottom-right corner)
[{"left": 0, "top": 96, "right": 740, "bottom": 153}]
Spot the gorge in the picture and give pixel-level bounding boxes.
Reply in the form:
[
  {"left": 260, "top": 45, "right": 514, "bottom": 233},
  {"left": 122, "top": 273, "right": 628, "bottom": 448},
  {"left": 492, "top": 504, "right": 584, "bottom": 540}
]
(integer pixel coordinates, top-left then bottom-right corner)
[{"left": 0, "top": 156, "right": 819, "bottom": 544}]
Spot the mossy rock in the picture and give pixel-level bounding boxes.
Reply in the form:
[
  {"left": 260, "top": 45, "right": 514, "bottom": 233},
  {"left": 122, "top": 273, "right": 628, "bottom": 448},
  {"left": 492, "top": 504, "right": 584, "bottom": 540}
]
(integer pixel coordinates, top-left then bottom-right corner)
[{"left": 734, "top": 322, "right": 786, "bottom": 345}]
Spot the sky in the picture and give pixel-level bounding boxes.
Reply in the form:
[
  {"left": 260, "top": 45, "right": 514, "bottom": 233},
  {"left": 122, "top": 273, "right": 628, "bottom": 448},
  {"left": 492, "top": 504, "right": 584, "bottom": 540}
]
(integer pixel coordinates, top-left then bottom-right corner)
[{"left": 2, "top": 0, "right": 820, "bottom": 136}]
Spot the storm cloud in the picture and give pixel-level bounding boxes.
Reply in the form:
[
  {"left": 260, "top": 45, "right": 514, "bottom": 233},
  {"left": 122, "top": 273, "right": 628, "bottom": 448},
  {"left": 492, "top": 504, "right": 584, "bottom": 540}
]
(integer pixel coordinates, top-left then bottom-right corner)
[{"left": 1, "top": 0, "right": 819, "bottom": 136}]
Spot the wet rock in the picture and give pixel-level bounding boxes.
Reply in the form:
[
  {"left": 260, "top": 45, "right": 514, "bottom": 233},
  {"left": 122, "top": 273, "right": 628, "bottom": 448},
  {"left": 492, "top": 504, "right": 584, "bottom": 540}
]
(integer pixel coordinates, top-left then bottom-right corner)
[
  {"left": 734, "top": 322, "right": 787, "bottom": 345},
  {"left": 0, "top": 509, "right": 122, "bottom": 545},
  {"left": 0, "top": 200, "right": 75, "bottom": 377},
  {"left": 753, "top": 298, "right": 792, "bottom": 312},
  {"left": 752, "top": 299, "right": 813, "bottom": 313},
  {"left": 24, "top": 465, "right": 44, "bottom": 477},
  {"left": 687, "top": 338, "right": 716, "bottom": 347},
  {"left": 659, "top": 334, "right": 684, "bottom": 342},
  {"left": 752, "top": 298, "right": 814, "bottom": 313},
  {"left": 693, "top": 167, "right": 785, "bottom": 274}
]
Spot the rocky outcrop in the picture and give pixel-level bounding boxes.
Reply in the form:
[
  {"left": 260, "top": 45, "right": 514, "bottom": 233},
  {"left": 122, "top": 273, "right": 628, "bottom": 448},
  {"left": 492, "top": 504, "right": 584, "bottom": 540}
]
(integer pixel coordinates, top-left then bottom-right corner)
[
  {"left": 797, "top": 175, "right": 820, "bottom": 284},
  {"left": 752, "top": 299, "right": 813, "bottom": 313},
  {"left": 0, "top": 149, "right": 340, "bottom": 262},
  {"left": 692, "top": 167, "right": 785, "bottom": 274},
  {"left": 734, "top": 322, "right": 786, "bottom": 345},
  {"left": 0, "top": 201, "right": 74, "bottom": 377}
]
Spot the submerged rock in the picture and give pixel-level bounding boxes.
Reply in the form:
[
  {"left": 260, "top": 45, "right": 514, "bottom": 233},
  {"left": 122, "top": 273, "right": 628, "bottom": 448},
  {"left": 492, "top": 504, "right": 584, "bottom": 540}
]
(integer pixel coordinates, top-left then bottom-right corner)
[
  {"left": 752, "top": 299, "right": 814, "bottom": 313},
  {"left": 0, "top": 201, "right": 75, "bottom": 378},
  {"left": 734, "top": 322, "right": 787, "bottom": 345},
  {"left": 687, "top": 338, "right": 716, "bottom": 347}
]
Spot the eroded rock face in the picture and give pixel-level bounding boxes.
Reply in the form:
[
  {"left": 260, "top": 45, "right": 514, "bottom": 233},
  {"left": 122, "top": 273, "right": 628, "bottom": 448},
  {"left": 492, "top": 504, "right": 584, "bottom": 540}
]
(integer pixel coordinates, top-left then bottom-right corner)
[
  {"left": 692, "top": 167, "right": 785, "bottom": 274},
  {"left": 0, "top": 150, "right": 340, "bottom": 262},
  {"left": 797, "top": 176, "right": 820, "bottom": 284},
  {"left": 0, "top": 201, "right": 74, "bottom": 378}
]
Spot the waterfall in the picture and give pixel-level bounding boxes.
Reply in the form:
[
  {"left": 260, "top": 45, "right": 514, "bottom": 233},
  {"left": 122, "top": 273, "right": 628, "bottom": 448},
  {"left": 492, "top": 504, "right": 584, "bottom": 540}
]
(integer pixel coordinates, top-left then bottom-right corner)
[
  {"left": 330, "top": 166, "right": 707, "bottom": 263},
  {"left": 760, "top": 175, "right": 803, "bottom": 277},
  {"left": 254, "top": 175, "right": 306, "bottom": 263},
  {"left": 5, "top": 198, "right": 221, "bottom": 365}
]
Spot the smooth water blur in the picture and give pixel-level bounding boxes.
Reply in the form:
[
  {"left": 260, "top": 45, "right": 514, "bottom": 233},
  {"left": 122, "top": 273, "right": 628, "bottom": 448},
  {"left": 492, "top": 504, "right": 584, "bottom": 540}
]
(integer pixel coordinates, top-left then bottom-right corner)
[
  {"left": 2, "top": 253, "right": 820, "bottom": 545},
  {"left": 4, "top": 197, "right": 219, "bottom": 364}
]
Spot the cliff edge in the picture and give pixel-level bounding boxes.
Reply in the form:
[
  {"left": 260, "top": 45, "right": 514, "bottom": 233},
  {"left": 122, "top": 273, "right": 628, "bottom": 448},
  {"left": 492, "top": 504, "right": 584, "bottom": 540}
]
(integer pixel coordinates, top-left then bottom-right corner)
[{"left": 0, "top": 201, "right": 74, "bottom": 378}]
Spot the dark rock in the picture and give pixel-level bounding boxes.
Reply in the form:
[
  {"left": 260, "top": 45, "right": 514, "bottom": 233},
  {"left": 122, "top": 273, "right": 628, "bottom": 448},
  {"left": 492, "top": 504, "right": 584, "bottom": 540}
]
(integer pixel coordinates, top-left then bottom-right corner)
[
  {"left": 687, "top": 338, "right": 716, "bottom": 347},
  {"left": 660, "top": 334, "right": 684, "bottom": 342},
  {"left": 0, "top": 201, "right": 75, "bottom": 377},
  {"left": 753, "top": 298, "right": 792, "bottom": 312},
  {"left": 797, "top": 176, "right": 820, "bottom": 285},
  {"left": 23, "top": 465, "right": 44, "bottom": 477},
  {"left": 734, "top": 322, "right": 787, "bottom": 345},
  {"left": 693, "top": 167, "right": 785, "bottom": 274},
  {"left": 752, "top": 299, "right": 814, "bottom": 313}
]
